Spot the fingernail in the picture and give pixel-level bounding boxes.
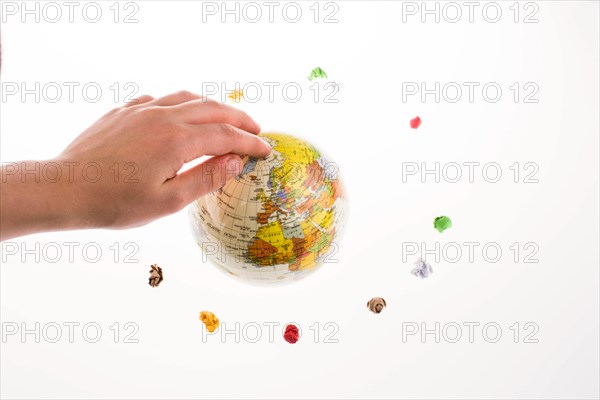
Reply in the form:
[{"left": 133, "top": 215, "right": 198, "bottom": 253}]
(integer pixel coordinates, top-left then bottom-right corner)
[{"left": 260, "top": 138, "right": 272, "bottom": 152}]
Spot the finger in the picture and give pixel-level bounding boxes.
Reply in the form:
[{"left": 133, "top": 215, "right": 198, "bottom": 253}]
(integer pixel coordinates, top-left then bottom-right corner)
[
  {"left": 180, "top": 124, "right": 271, "bottom": 162},
  {"left": 165, "top": 154, "right": 243, "bottom": 205},
  {"left": 173, "top": 100, "right": 261, "bottom": 135},
  {"left": 124, "top": 95, "right": 155, "bottom": 107},
  {"left": 151, "top": 90, "right": 209, "bottom": 106}
]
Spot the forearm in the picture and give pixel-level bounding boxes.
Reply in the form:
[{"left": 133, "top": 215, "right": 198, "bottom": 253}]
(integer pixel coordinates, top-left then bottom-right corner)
[{"left": 0, "top": 160, "right": 80, "bottom": 241}]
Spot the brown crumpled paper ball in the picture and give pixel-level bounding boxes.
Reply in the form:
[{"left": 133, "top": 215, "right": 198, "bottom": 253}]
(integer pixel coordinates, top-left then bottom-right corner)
[
  {"left": 148, "top": 264, "right": 163, "bottom": 287},
  {"left": 367, "top": 297, "right": 387, "bottom": 314}
]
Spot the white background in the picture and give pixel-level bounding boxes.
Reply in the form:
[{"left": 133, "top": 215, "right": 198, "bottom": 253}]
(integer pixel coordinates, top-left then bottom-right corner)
[{"left": 1, "top": 1, "right": 599, "bottom": 399}]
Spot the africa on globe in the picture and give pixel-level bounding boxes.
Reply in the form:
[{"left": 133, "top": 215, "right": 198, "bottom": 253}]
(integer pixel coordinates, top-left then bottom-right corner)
[{"left": 189, "top": 133, "right": 346, "bottom": 284}]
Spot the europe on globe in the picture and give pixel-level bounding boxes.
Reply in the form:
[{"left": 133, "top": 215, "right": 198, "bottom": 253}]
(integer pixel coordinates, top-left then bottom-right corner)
[{"left": 189, "top": 133, "right": 346, "bottom": 284}]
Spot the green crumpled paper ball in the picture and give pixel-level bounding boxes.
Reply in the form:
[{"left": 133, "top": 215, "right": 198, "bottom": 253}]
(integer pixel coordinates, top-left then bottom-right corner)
[{"left": 434, "top": 216, "right": 452, "bottom": 233}]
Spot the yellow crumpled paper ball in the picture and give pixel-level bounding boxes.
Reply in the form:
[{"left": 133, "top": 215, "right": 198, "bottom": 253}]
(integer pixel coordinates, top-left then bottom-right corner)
[{"left": 199, "top": 311, "right": 220, "bottom": 333}]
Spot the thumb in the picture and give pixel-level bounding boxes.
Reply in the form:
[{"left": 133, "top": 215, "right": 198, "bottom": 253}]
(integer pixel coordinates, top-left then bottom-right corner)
[{"left": 167, "top": 154, "right": 243, "bottom": 204}]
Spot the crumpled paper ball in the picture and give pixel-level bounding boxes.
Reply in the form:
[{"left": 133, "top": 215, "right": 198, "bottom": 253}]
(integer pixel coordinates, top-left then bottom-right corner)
[
  {"left": 410, "top": 116, "right": 422, "bottom": 129},
  {"left": 434, "top": 215, "right": 452, "bottom": 233},
  {"left": 283, "top": 324, "right": 300, "bottom": 344},
  {"left": 367, "top": 297, "right": 387, "bottom": 314},
  {"left": 148, "top": 264, "right": 163, "bottom": 287},
  {"left": 199, "top": 311, "right": 220, "bottom": 333},
  {"left": 411, "top": 258, "right": 433, "bottom": 279}
]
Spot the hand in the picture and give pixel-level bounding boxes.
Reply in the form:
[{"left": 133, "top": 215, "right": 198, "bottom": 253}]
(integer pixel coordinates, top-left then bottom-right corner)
[{"left": 0, "top": 91, "right": 271, "bottom": 240}]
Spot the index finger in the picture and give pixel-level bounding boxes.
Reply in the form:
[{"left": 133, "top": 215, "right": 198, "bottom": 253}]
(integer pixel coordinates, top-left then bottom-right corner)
[
  {"left": 179, "top": 124, "right": 271, "bottom": 163},
  {"left": 171, "top": 100, "right": 261, "bottom": 135}
]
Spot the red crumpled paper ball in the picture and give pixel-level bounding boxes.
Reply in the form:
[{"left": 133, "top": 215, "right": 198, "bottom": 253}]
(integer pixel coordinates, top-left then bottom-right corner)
[
  {"left": 283, "top": 324, "right": 300, "bottom": 344},
  {"left": 410, "top": 116, "right": 422, "bottom": 129}
]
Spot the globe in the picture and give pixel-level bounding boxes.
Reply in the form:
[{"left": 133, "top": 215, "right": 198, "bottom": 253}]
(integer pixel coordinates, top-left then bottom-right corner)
[{"left": 189, "top": 133, "right": 347, "bottom": 284}]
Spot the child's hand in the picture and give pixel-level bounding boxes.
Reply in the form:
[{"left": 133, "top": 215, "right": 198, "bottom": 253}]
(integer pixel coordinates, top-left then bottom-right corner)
[{"left": 0, "top": 91, "right": 271, "bottom": 240}]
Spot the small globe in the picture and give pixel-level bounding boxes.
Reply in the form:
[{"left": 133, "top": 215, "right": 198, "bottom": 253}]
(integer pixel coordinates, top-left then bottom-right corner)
[{"left": 189, "top": 133, "right": 347, "bottom": 284}]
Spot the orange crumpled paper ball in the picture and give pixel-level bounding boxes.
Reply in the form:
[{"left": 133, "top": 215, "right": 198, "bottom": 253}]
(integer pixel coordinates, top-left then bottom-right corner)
[{"left": 199, "top": 311, "right": 220, "bottom": 333}]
